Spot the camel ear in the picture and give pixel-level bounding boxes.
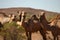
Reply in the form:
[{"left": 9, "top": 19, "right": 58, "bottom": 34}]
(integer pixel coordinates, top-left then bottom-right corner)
[{"left": 40, "top": 12, "right": 45, "bottom": 16}]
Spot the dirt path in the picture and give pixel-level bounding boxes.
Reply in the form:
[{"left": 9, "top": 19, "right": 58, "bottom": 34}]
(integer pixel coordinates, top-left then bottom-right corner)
[{"left": 32, "top": 31, "right": 43, "bottom": 40}]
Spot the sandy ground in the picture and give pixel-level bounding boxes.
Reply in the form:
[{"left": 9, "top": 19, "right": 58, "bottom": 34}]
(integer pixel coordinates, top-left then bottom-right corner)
[
  {"left": 29, "top": 20, "right": 60, "bottom": 40},
  {"left": 32, "top": 31, "right": 53, "bottom": 40},
  {"left": 0, "top": 36, "right": 4, "bottom": 40},
  {"left": 32, "top": 32, "right": 43, "bottom": 40}
]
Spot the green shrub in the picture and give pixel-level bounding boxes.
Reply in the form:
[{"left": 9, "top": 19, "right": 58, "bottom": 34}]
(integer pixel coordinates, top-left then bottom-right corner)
[{"left": 0, "top": 21, "right": 26, "bottom": 40}]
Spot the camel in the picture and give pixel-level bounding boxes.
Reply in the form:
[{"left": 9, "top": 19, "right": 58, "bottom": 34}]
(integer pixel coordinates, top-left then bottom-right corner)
[
  {"left": 0, "top": 13, "right": 15, "bottom": 24},
  {"left": 39, "top": 12, "right": 60, "bottom": 40},
  {"left": 18, "top": 11, "right": 47, "bottom": 40},
  {"left": 49, "top": 14, "right": 60, "bottom": 28}
]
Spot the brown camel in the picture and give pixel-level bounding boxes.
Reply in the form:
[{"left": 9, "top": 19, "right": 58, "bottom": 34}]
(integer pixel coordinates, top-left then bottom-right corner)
[
  {"left": 39, "top": 12, "right": 60, "bottom": 40},
  {"left": 18, "top": 11, "right": 47, "bottom": 40}
]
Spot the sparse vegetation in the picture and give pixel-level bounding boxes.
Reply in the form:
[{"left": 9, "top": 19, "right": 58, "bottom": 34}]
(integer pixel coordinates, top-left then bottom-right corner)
[{"left": 0, "top": 21, "right": 26, "bottom": 40}]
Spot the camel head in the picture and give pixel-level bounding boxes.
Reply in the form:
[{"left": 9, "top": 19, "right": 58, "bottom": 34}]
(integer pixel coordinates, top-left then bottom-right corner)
[
  {"left": 40, "top": 12, "right": 45, "bottom": 16},
  {"left": 17, "top": 11, "right": 21, "bottom": 16},
  {"left": 8, "top": 14, "right": 15, "bottom": 23},
  {"left": 39, "top": 12, "right": 45, "bottom": 21}
]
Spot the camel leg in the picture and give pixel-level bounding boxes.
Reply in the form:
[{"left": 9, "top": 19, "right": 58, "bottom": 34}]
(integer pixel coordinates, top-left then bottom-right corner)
[
  {"left": 54, "top": 37, "right": 56, "bottom": 40},
  {"left": 39, "top": 30, "right": 47, "bottom": 40},
  {"left": 29, "top": 32, "right": 32, "bottom": 40},
  {"left": 54, "top": 36, "right": 57, "bottom": 40},
  {"left": 57, "top": 36, "right": 59, "bottom": 40},
  {"left": 26, "top": 32, "right": 29, "bottom": 40},
  {"left": 26, "top": 32, "right": 32, "bottom": 40}
]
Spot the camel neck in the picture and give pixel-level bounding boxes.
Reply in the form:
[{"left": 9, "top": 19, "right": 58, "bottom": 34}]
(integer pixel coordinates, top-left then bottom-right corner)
[
  {"left": 40, "top": 15, "right": 49, "bottom": 24},
  {"left": 40, "top": 15, "right": 51, "bottom": 31}
]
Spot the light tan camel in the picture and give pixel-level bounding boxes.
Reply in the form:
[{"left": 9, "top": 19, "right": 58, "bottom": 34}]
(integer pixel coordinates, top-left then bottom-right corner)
[{"left": 0, "top": 14, "right": 15, "bottom": 24}]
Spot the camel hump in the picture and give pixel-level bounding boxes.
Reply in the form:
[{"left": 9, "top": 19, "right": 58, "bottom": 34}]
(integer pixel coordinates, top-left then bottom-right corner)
[{"left": 31, "top": 15, "right": 39, "bottom": 20}]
